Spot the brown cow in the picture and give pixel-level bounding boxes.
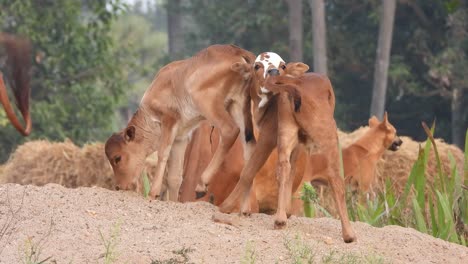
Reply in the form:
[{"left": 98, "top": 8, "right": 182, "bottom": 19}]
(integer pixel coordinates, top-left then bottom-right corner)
[
  {"left": 105, "top": 45, "right": 256, "bottom": 201},
  {"left": 305, "top": 113, "right": 402, "bottom": 193},
  {"left": 181, "top": 115, "right": 400, "bottom": 216},
  {"left": 179, "top": 121, "right": 259, "bottom": 212},
  {"left": 0, "top": 33, "right": 32, "bottom": 136},
  {"left": 218, "top": 52, "right": 357, "bottom": 243}
]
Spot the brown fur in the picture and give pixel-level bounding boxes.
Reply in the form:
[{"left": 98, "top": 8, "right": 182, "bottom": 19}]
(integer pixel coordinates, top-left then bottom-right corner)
[
  {"left": 0, "top": 32, "right": 32, "bottom": 136},
  {"left": 178, "top": 121, "right": 259, "bottom": 212},
  {"left": 105, "top": 45, "right": 257, "bottom": 202},
  {"left": 305, "top": 113, "right": 402, "bottom": 193},
  {"left": 218, "top": 56, "right": 356, "bottom": 243}
]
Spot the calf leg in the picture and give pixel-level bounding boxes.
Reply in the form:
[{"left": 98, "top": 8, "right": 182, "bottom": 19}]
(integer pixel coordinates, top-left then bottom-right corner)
[
  {"left": 274, "top": 128, "right": 299, "bottom": 229},
  {"left": 286, "top": 147, "right": 300, "bottom": 217},
  {"left": 166, "top": 137, "right": 189, "bottom": 202},
  {"left": 194, "top": 106, "right": 239, "bottom": 197},
  {"left": 230, "top": 100, "right": 256, "bottom": 162},
  {"left": 321, "top": 132, "right": 357, "bottom": 242},
  {"left": 219, "top": 119, "right": 277, "bottom": 214},
  {"left": 149, "top": 116, "right": 179, "bottom": 199}
]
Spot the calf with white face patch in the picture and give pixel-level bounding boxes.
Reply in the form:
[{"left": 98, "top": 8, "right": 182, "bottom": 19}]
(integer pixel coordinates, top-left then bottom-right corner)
[
  {"left": 222, "top": 52, "right": 357, "bottom": 243},
  {"left": 254, "top": 52, "right": 287, "bottom": 107}
]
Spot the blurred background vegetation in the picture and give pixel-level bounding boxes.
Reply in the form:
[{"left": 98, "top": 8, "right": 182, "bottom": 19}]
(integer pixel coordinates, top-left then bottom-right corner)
[{"left": 0, "top": 0, "right": 466, "bottom": 162}]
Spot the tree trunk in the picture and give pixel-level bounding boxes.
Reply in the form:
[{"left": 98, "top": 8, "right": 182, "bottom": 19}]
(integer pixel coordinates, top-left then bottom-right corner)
[
  {"left": 167, "top": 0, "right": 184, "bottom": 60},
  {"left": 370, "top": 0, "right": 396, "bottom": 120},
  {"left": 286, "top": 0, "right": 303, "bottom": 62},
  {"left": 309, "top": 0, "right": 327, "bottom": 74},
  {"left": 451, "top": 87, "right": 464, "bottom": 148}
]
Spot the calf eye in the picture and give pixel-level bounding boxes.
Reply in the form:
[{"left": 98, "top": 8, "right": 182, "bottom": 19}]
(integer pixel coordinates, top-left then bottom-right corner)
[
  {"left": 254, "top": 64, "right": 261, "bottom": 70},
  {"left": 281, "top": 65, "right": 286, "bottom": 70},
  {"left": 114, "top": 156, "right": 121, "bottom": 164}
]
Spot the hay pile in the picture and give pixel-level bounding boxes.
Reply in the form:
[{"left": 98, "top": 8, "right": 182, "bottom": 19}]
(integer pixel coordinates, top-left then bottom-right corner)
[
  {"left": 1, "top": 140, "right": 125, "bottom": 190},
  {"left": 1, "top": 140, "right": 82, "bottom": 187}
]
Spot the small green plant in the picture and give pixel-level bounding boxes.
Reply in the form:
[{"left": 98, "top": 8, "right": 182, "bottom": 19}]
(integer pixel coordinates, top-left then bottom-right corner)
[
  {"left": 322, "top": 250, "right": 385, "bottom": 264},
  {"left": 151, "top": 246, "right": 195, "bottom": 264},
  {"left": 283, "top": 235, "right": 315, "bottom": 264},
  {"left": 142, "top": 171, "right": 151, "bottom": 198},
  {"left": 98, "top": 222, "right": 121, "bottom": 264},
  {"left": 301, "top": 183, "right": 318, "bottom": 218},
  {"left": 20, "top": 219, "right": 54, "bottom": 264},
  {"left": 21, "top": 237, "right": 52, "bottom": 264},
  {"left": 241, "top": 240, "right": 257, "bottom": 264}
]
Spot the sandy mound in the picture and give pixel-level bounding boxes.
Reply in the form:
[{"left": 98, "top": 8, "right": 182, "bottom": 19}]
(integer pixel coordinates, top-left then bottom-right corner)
[{"left": 0, "top": 184, "right": 466, "bottom": 263}]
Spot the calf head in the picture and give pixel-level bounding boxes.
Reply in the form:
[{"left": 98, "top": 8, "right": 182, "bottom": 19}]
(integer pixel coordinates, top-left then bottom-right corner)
[
  {"left": 368, "top": 112, "right": 402, "bottom": 151},
  {"left": 105, "top": 125, "right": 146, "bottom": 191},
  {"left": 253, "top": 52, "right": 308, "bottom": 107}
]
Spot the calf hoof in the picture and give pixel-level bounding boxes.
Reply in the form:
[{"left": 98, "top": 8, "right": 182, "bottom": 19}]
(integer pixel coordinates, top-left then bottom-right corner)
[
  {"left": 195, "top": 191, "right": 207, "bottom": 200},
  {"left": 195, "top": 183, "right": 208, "bottom": 199},
  {"left": 274, "top": 219, "right": 287, "bottom": 230},
  {"left": 148, "top": 190, "right": 160, "bottom": 200},
  {"left": 241, "top": 211, "right": 251, "bottom": 217},
  {"left": 343, "top": 232, "right": 357, "bottom": 243},
  {"left": 219, "top": 203, "right": 234, "bottom": 214}
]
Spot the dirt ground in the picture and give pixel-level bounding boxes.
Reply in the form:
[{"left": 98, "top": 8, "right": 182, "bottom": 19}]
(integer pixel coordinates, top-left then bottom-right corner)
[{"left": 0, "top": 184, "right": 467, "bottom": 264}]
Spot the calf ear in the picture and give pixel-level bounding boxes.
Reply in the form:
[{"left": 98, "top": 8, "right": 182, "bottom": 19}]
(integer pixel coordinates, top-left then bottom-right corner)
[
  {"left": 285, "top": 62, "right": 309, "bottom": 77},
  {"left": 368, "top": 116, "right": 379, "bottom": 128},
  {"left": 382, "top": 111, "right": 391, "bottom": 130},
  {"left": 124, "top": 126, "right": 136, "bottom": 142},
  {"left": 231, "top": 62, "right": 251, "bottom": 80}
]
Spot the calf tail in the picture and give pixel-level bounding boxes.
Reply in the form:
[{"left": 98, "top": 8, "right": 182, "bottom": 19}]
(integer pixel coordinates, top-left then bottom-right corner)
[
  {"left": 0, "top": 33, "right": 32, "bottom": 136},
  {"left": 265, "top": 76, "right": 302, "bottom": 112}
]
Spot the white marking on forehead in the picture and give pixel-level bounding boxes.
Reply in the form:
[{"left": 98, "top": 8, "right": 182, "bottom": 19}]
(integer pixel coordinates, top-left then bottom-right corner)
[
  {"left": 255, "top": 52, "right": 285, "bottom": 78},
  {"left": 255, "top": 52, "right": 285, "bottom": 109}
]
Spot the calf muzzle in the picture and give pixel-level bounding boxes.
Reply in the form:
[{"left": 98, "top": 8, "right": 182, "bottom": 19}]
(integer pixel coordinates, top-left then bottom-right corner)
[
  {"left": 267, "top": 68, "right": 280, "bottom": 76},
  {"left": 388, "top": 137, "right": 403, "bottom": 151}
]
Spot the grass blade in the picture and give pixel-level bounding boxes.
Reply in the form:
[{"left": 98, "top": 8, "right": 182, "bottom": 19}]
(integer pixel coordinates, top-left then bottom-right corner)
[
  {"left": 142, "top": 171, "right": 150, "bottom": 198},
  {"left": 412, "top": 197, "right": 428, "bottom": 234}
]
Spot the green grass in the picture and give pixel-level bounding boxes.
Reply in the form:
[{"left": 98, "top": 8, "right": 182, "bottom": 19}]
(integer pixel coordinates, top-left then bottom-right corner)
[
  {"left": 20, "top": 219, "right": 54, "bottom": 264},
  {"left": 21, "top": 237, "right": 52, "bottom": 264},
  {"left": 283, "top": 235, "right": 316, "bottom": 264},
  {"left": 241, "top": 241, "right": 257, "bottom": 264},
  {"left": 98, "top": 222, "right": 121, "bottom": 264}
]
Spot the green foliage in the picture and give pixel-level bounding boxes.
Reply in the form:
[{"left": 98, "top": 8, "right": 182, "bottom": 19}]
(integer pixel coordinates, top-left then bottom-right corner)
[
  {"left": 110, "top": 9, "right": 168, "bottom": 124},
  {"left": 0, "top": 0, "right": 127, "bottom": 162},
  {"left": 184, "top": 0, "right": 288, "bottom": 58}
]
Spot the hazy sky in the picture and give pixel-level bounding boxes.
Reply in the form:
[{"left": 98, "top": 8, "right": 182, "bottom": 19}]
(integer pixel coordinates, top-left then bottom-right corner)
[{"left": 122, "top": 0, "right": 152, "bottom": 11}]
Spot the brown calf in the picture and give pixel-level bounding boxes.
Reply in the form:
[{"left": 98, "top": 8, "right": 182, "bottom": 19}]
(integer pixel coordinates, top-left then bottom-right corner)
[
  {"left": 219, "top": 53, "right": 356, "bottom": 242},
  {"left": 306, "top": 113, "right": 402, "bottom": 194},
  {"left": 105, "top": 45, "right": 256, "bottom": 201}
]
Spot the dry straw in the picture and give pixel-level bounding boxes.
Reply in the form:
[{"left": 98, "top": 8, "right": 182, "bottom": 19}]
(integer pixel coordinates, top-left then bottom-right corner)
[{"left": 0, "top": 139, "right": 158, "bottom": 193}]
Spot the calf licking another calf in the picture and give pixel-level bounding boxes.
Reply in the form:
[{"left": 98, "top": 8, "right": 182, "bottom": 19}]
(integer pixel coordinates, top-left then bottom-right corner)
[{"left": 105, "top": 46, "right": 360, "bottom": 243}]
